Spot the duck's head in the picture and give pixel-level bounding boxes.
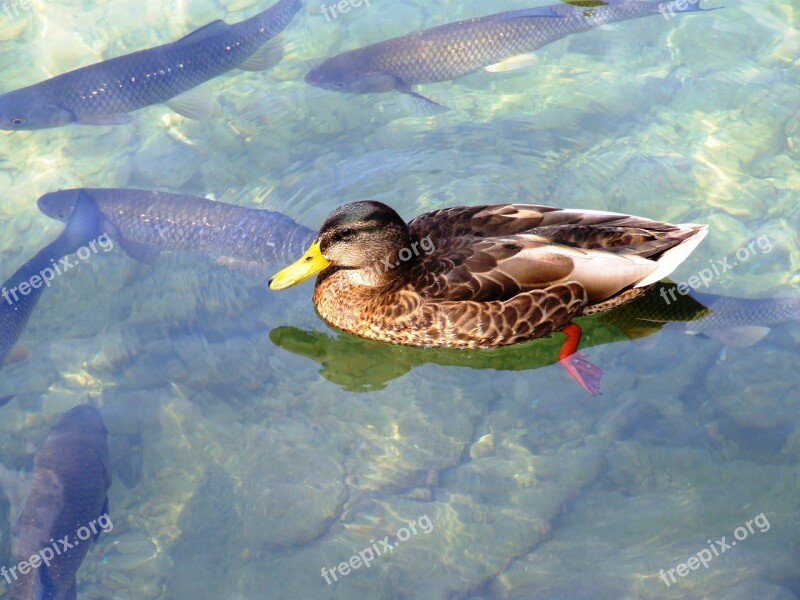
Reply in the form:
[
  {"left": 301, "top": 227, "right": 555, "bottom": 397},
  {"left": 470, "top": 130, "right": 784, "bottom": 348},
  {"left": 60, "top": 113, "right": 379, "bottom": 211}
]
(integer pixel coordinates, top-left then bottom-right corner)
[{"left": 269, "top": 201, "right": 411, "bottom": 290}]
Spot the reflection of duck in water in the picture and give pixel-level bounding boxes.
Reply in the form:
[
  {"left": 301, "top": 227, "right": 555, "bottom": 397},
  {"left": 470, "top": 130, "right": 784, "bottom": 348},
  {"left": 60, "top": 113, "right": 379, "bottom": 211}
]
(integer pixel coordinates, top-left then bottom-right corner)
[
  {"left": 270, "top": 282, "right": 800, "bottom": 394},
  {"left": 269, "top": 201, "right": 709, "bottom": 394}
]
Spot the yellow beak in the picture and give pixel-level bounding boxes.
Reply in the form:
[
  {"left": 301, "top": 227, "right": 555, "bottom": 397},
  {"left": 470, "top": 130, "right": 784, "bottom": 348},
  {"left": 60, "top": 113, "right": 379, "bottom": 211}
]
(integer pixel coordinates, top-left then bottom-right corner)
[{"left": 269, "top": 242, "right": 331, "bottom": 290}]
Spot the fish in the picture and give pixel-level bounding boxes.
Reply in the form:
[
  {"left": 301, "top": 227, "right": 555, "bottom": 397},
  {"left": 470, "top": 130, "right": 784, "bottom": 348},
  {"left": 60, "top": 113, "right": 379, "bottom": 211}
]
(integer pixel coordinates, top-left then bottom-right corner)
[
  {"left": 0, "top": 0, "right": 301, "bottom": 130},
  {"left": 0, "top": 191, "right": 104, "bottom": 407},
  {"left": 670, "top": 289, "right": 800, "bottom": 346},
  {"left": 592, "top": 282, "right": 800, "bottom": 343},
  {"left": 305, "top": 0, "right": 716, "bottom": 113},
  {"left": 5, "top": 404, "right": 112, "bottom": 600},
  {"left": 37, "top": 188, "right": 316, "bottom": 272},
  {"left": 270, "top": 283, "right": 800, "bottom": 393}
]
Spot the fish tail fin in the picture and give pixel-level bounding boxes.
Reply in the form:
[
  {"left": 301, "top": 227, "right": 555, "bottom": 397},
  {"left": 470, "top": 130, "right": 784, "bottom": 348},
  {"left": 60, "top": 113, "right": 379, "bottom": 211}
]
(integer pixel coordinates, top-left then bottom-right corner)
[
  {"left": 679, "top": 1, "right": 705, "bottom": 12},
  {"left": 55, "top": 190, "right": 105, "bottom": 255},
  {"left": 667, "top": 0, "right": 724, "bottom": 13}
]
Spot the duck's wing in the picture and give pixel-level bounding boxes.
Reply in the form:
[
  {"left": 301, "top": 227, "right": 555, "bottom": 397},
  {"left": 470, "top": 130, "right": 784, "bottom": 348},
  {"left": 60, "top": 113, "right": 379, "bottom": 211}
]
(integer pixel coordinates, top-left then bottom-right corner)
[
  {"left": 408, "top": 205, "right": 707, "bottom": 305},
  {"left": 409, "top": 235, "right": 658, "bottom": 303},
  {"left": 410, "top": 204, "right": 698, "bottom": 251},
  {"left": 409, "top": 204, "right": 555, "bottom": 239}
]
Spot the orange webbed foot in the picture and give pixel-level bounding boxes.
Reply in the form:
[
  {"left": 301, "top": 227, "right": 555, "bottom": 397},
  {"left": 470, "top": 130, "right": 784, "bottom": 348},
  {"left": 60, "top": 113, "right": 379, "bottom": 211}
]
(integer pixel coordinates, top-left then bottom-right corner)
[{"left": 557, "top": 323, "right": 603, "bottom": 396}]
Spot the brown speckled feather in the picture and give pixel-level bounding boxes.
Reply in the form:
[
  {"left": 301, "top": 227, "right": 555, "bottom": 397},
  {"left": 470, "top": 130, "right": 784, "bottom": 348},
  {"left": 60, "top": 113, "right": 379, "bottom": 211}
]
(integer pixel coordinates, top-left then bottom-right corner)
[{"left": 315, "top": 278, "right": 588, "bottom": 349}]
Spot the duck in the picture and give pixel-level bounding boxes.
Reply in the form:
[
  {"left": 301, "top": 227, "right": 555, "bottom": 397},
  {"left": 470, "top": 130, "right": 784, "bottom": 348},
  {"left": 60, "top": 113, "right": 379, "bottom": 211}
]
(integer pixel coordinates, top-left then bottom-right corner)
[{"left": 269, "top": 201, "right": 708, "bottom": 394}]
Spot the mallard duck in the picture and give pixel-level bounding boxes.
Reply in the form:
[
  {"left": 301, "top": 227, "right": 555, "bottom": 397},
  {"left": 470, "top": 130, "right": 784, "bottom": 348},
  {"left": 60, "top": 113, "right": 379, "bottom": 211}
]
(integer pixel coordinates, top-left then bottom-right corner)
[{"left": 269, "top": 201, "right": 708, "bottom": 394}]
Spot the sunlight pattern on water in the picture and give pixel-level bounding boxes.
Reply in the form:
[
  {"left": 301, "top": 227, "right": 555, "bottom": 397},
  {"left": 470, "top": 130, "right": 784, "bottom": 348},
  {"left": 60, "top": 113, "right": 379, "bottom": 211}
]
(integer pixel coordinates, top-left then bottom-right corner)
[{"left": 1, "top": 1, "right": 799, "bottom": 598}]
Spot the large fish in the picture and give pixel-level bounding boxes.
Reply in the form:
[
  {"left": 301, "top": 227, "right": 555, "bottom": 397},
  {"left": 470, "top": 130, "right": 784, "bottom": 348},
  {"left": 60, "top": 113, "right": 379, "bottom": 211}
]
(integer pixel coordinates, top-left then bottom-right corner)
[
  {"left": 0, "top": 191, "right": 104, "bottom": 406},
  {"left": 641, "top": 287, "right": 800, "bottom": 346},
  {"left": 0, "top": 0, "right": 301, "bottom": 130},
  {"left": 5, "top": 404, "right": 112, "bottom": 600},
  {"left": 37, "top": 188, "right": 315, "bottom": 272},
  {"left": 305, "top": 0, "right": 715, "bottom": 112}
]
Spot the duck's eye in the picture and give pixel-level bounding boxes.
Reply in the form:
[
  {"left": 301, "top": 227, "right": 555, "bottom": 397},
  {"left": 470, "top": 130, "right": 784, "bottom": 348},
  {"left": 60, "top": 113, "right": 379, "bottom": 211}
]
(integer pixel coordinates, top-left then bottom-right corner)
[
  {"left": 333, "top": 82, "right": 346, "bottom": 89},
  {"left": 9, "top": 116, "right": 25, "bottom": 126},
  {"left": 333, "top": 227, "right": 356, "bottom": 242}
]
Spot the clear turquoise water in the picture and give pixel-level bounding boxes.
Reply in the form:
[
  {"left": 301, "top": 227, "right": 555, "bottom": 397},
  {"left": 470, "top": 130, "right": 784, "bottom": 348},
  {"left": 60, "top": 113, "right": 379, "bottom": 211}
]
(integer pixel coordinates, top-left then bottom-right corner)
[{"left": 1, "top": 1, "right": 799, "bottom": 598}]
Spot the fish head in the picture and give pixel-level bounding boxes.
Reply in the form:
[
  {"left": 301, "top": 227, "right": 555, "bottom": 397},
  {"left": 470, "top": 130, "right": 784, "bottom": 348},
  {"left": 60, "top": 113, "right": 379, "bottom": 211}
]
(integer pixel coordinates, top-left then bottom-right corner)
[
  {"left": 50, "top": 404, "right": 107, "bottom": 438},
  {"left": 305, "top": 54, "right": 398, "bottom": 94},
  {"left": 48, "top": 404, "right": 109, "bottom": 458},
  {"left": 37, "top": 189, "right": 83, "bottom": 222},
  {"left": 0, "top": 88, "right": 75, "bottom": 130}
]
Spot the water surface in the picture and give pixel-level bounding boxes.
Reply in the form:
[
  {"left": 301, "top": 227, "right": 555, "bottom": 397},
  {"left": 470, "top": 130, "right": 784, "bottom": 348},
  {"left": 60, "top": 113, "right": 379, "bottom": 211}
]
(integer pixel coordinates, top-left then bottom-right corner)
[{"left": 1, "top": 1, "right": 799, "bottom": 598}]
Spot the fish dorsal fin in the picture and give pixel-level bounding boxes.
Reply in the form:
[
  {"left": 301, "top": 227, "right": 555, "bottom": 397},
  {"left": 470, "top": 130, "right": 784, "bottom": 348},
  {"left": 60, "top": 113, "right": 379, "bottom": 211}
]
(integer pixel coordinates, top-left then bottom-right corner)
[
  {"left": 173, "top": 20, "right": 230, "bottom": 48},
  {"left": 239, "top": 36, "right": 285, "bottom": 71}
]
